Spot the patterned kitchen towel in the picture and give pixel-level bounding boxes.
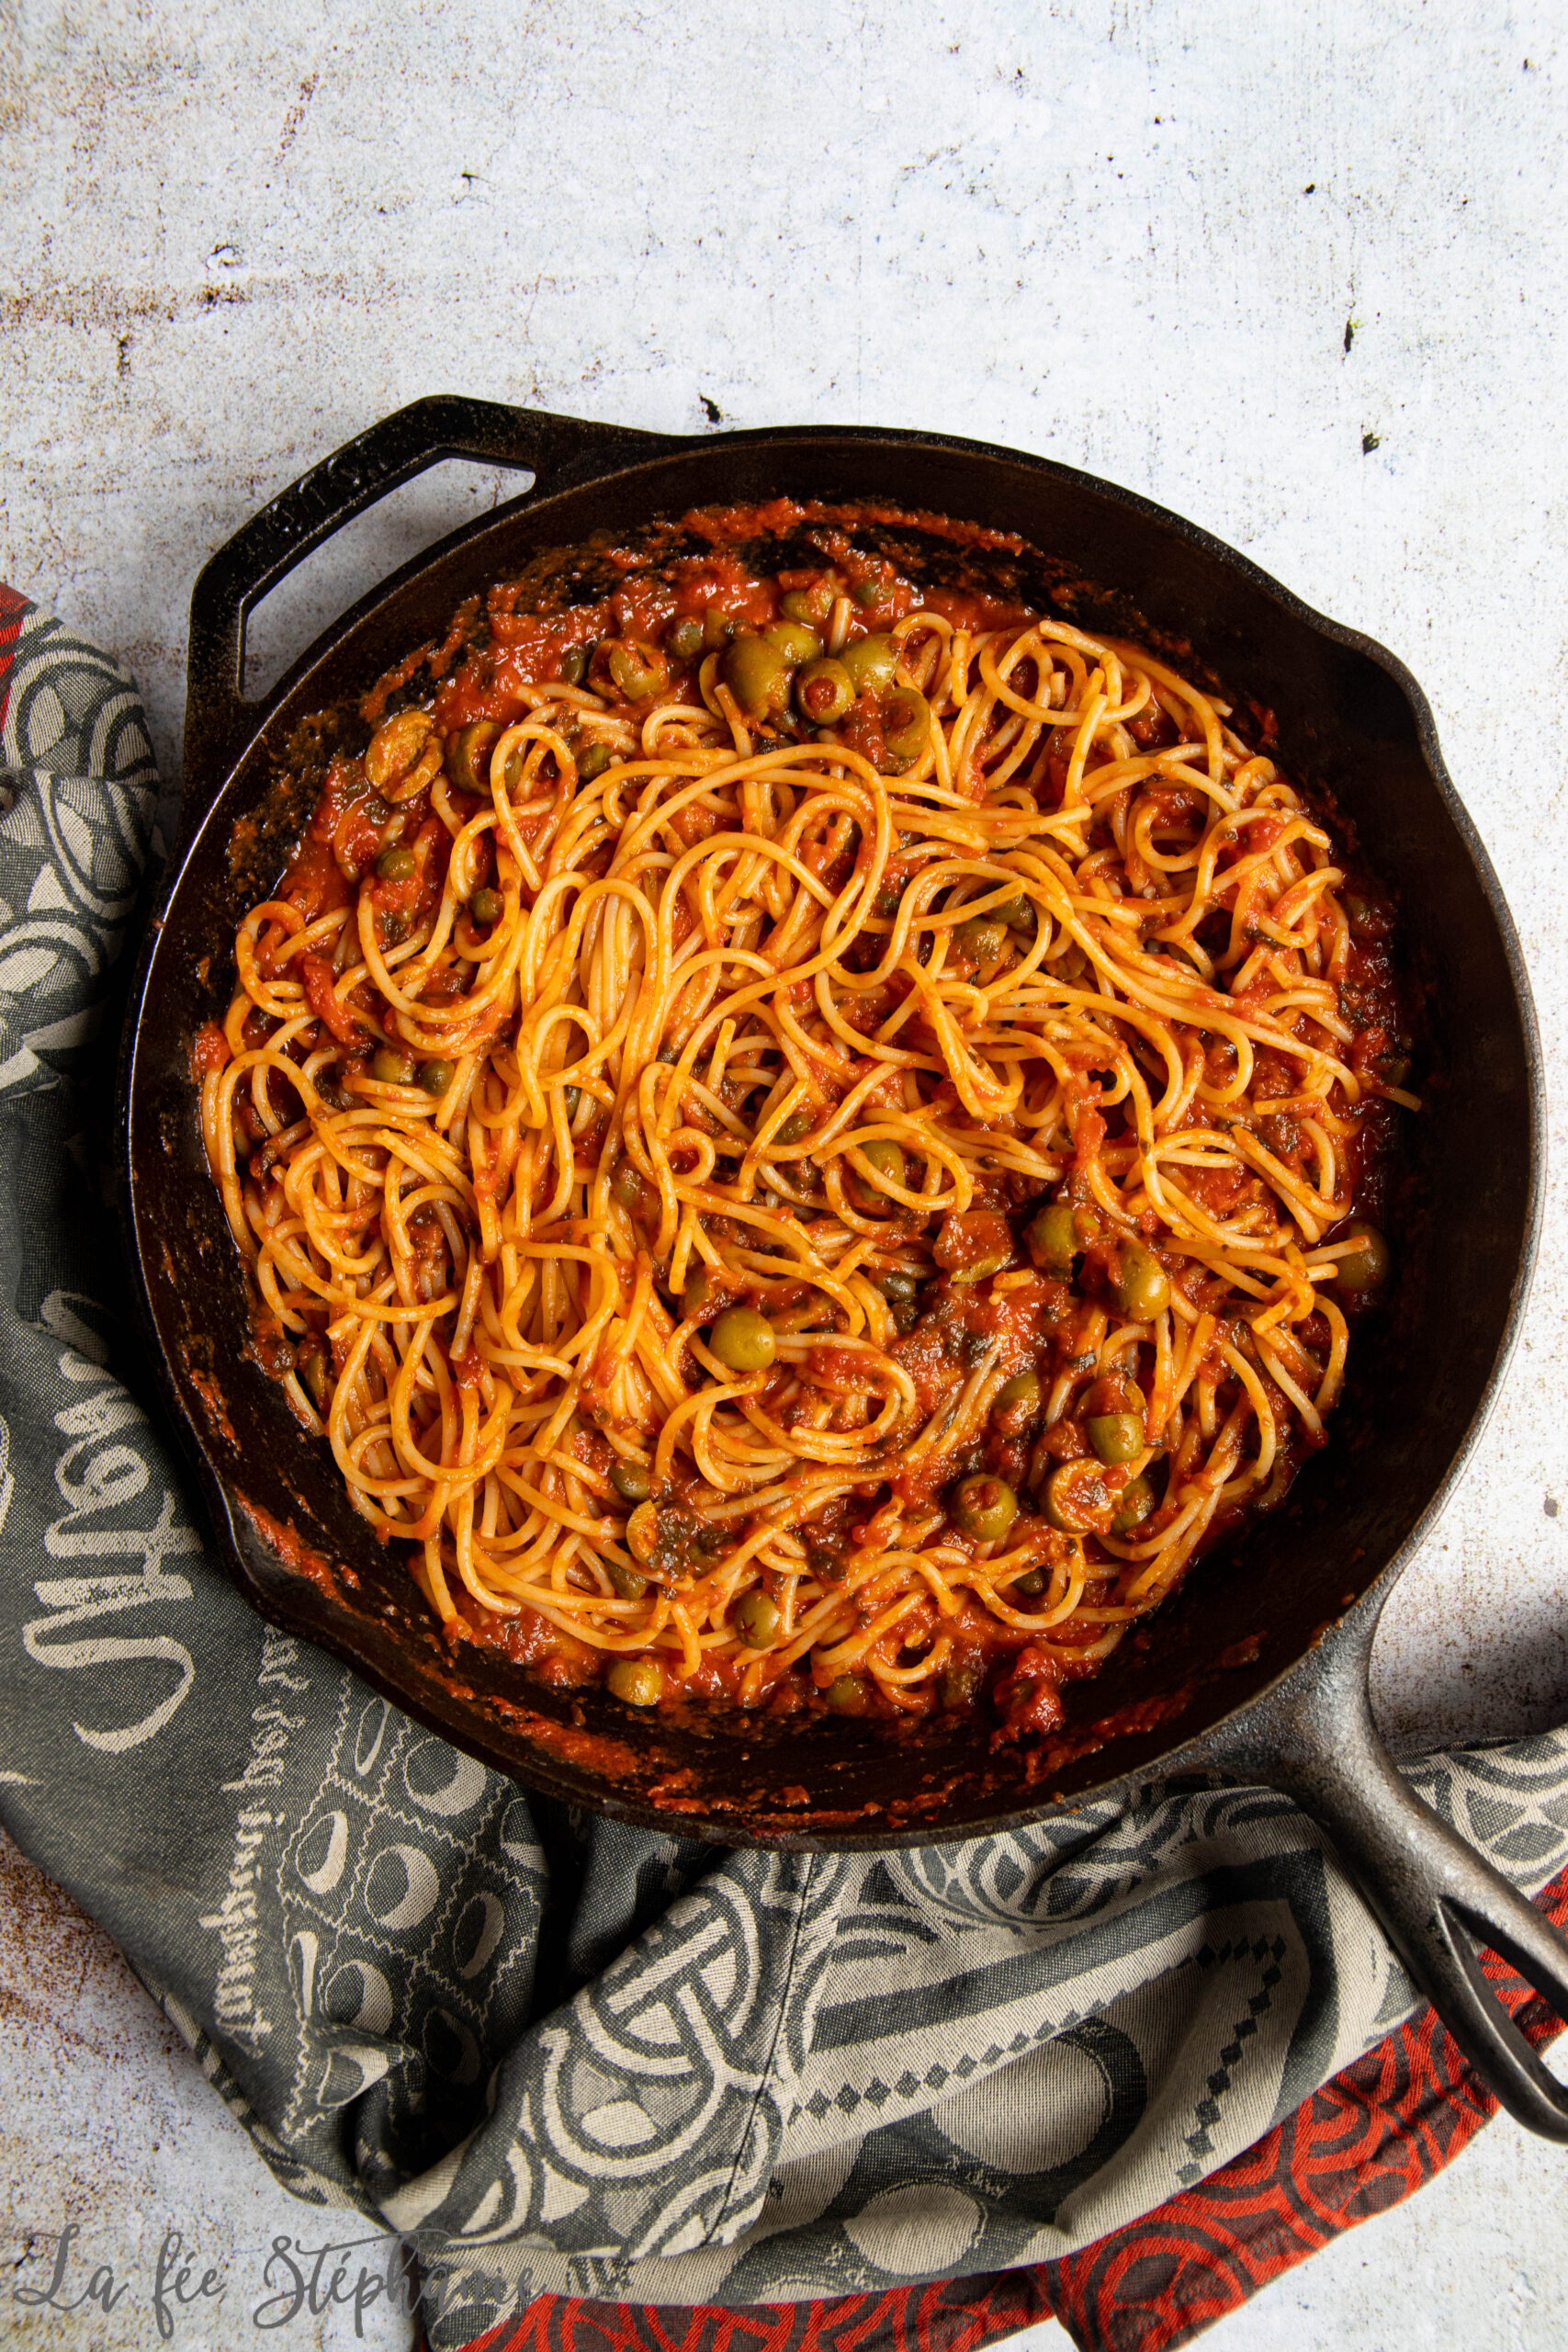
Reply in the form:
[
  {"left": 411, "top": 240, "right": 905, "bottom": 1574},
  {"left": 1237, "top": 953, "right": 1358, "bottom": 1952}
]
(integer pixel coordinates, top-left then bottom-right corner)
[{"left": 2, "top": 592, "right": 1565, "bottom": 2352}]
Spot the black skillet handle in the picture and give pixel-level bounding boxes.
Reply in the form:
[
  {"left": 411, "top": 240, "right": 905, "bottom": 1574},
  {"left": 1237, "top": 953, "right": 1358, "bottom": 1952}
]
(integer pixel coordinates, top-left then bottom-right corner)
[
  {"left": 1215, "top": 1608, "right": 1568, "bottom": 2139},
  {"left": 183, "top": 394, "right": 677, "bottom": 823}
]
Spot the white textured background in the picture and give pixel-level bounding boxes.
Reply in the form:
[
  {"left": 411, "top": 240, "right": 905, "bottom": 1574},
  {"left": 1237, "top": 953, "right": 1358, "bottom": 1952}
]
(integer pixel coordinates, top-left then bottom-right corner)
[{"left": 2, "top": 1, "right": 1566, "bottom": 2346}]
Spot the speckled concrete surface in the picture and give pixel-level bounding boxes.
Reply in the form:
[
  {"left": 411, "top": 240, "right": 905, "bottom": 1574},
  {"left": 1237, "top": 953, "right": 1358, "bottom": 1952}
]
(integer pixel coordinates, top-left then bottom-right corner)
[{"left": 2, "top": 2, "right": 1565, "bottom": 2345}]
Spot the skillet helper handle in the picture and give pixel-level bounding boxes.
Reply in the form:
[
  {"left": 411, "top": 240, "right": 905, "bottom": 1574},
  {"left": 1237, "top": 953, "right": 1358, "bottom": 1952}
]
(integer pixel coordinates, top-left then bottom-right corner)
[
  {"left": 1222, "top": 1626, "right": 1568, "bottom": 2140},
  {"left": 183, "top": 395, "right": 672, "bottom": 821}
]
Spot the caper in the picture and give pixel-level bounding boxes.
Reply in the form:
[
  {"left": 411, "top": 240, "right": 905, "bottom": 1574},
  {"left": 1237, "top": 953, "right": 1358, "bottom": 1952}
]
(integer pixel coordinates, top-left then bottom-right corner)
[
  {"left": 955, "top": 914, "right": 1009, "bottom": 964},
  {"left": 607, "top": 640, "right": 667, "bottom": 701},
  {"left": 708, "top": 1306, "right": 776, "bottom": 1372},
  {"left": 825, "top": 1674, "right": 867, "bottom": 1713},
  {"left": 558, "top": 646, "right": 589, "bottom": 686},
  {"left": 1111, "top": 1474, "right": 1156, "bottom": 1536},
  {"left": 607, "top": 1558, "right": 649, "bottom": 1600},
  {"left": 612, "top": 1159, "right": 646, "bottom": 1211},
  {"left": 939, "top": 1656, "right": 983, "bottom": 1710},
  {"left": 773, "top": 1110, "right": 813, "bottom": 1146},
  {"left": 795, "top": 657, "right": 855, "bottom": 726},
  {"left": 992, "top": 1368, "right": 1042, "bottom": 1435},
  {"left": 1024, "top": 1202, "right": 1078, "bottom": 1274},
  {"left": 722, "top": 635, "right": 792, "bottom": 718},
  {"left": 577, "top": 742, "right": 614, "bottom": 784},
  {"left": 626, "top": 1501, "right": 660, "bottom": 1564},
  {"left": 468, "top": 886, "right": 503, "bottom": 927},
  {"left": 417, "top": 1058, "right": 455, "bottom": 1097},
  {"left": 874, "top": 1268, "right": 918, "bottom": 1301},
  {"left": 296, "top": 1337, "right": 333, "bottom": 1408},
  {"left": 1333, "top": 1220, "right": 1391, "bottom": 1295},
  {"left": 853, "top": 578, "right": 884, "bottom": 607},
  {"left": 376, "top": 844, "right": 416, "bottom": 882},
  {"left": 892, "top": 1297, "right": 919, "bottom": 1332},
  {"left": 606, "top": 1657, "right": 663, "bottom": 1707},
  {"left": 682, "top": 1262, "right": 716, "bottom": 1322},
  {"left": 447, "top": 720, "right": 500, "bottom": 794},
  {"left": 764, "top": 619, "right": 824, "bottom": 665},
  {"left": 735, "top": 1589, "right": 780, "bottom": 1646},
  {"left": 858, "top": 1137, "right": 906, "bottom": 1190},
  {"left": 378, "top": 912, "right": 410, "bottom": 946},
  {"left": 667, "top": 615, "right": 705, "bottom": 662},
  {"left": 882, "top": 686, "right": 930, "bottom": 763},
  {"left": 1088, "top": 1411, "right": 1145, "bottom": 1464},
  {"left": 371, "top": 1046, "right": 417, "bottom": 1085},
  {"left": 840, "top": 633, "right": 897, "bottom": 694},
  {"left": 611, "top": 1458, "right": 653, "bottom": 1503},
  {"left": 951, "top": 1474, "right": 1019, "bottom": 1544},
  {"left": 1111, "top": 1241, "right": 1171, "bottom": 1320},
  {"left": 995, "top": 894, "right": 1038, "bottom": 935},
  {"left": 1013, "top": 1567, "right": 1046, "bottom": 1599}
]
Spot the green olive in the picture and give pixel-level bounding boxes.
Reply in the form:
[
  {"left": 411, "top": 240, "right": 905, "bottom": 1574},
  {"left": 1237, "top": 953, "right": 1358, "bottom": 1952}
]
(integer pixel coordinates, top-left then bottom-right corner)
[
  {"left": 994, "top": 894, "right": 1038, "bottom": 935},
  {"left": 795, "top": 657, "right": 855, "bottom": 726},
  {"left": 1024, "top": 1202, "right": 1078, "bottom": 1273},
  {"left": 558, "top": 646, "right": 590, "bottom": 686},
  {"left": 1111, "top": 1474, "right": 1156, "bottom": 1536},
  {"left": 703, "top": 606, "right": 739, "bottom": 650},
  {"left": 607, "top": 1558, "right": 649, "bottom": 1600},
  {"left": 296, "top": 1338, "right": 333, "bottom": 1408},
  {"left": 858, "top": 1137, "right": 906, "bottom": 1190},
  {"left": 682, "top": 1262, "right": 716, "bottom": 1322},
  {"left": 955, "top": 914, "right": 1009, "bottom": 964},
  {"left": 447, "top": 720, "right": 500, "bottom": 794},
  {"left": 666, "top": 616, "right": 705, "bottom": 662},
  {"left": 612, "top": 1159, "right": 647, "bottom": 1212},
  {"left": 607, "top": 639, "right": 667, "bottom": 701},
  {"left": 825, "top": 1674, "right": 867, "bottom": 1713},
  {"left": 376, "top": 844, "right": 416, "bottom": 882},
  {"left": 735, "top": 1589, "right": 780, "bottom": 1646},
  {"left": 882, "top": 686, "right": 930, "bottom": 763},
  {"left": 626, "top": 1501, "right": 660, "bottom": 1564},
  {"left": 611, "top": 1458, "right": 653, "bottom": 1503},
  {"left": 468, "top": 886, "right": 503, "bottom": 927},
  {"left": 708, "top": 1306, "right": 776, "bottom": 1372},
  {"left": 722, "top": 635, "right": 792, "bottom": 718},
  {"left": 764, "top": 619, "right": 824, "bottom": 665},
  {"left": 1088, "top": 1411, "right": 1145, "bottom": 1464},
  {"left": 577, "top": 741, "right": 614, "bottom": 784},
  {"left": 773, "top": 1109, "right": 813, "bottom": 1146},
  {"left": 951, "top": 1474, "right": 1019, "bottom": 1544},
  {"left": 781, "top": 583, "right": 833, "bottom": 627},
  {"left": 417, "top": 1058, "right": 456, "bottom": 1097},
  {"left": 992, "top": 1368, "right": 1042, "bottom": 1435},
  {"left": 840, "top": 633, "right": 897, "bottom": 694},
  {"left": 1333, "top": 1220, "right": 1391, "bottom": 1295},
  {"left": 371, "top": 1045, "right": 417, "bottom": 1085},
  {"left": 606, "top": 1657, "right": 664, "bottom": 1706},
  {"left": 1111, "top": 1241, "right": 1171, "bottom": 1320}
]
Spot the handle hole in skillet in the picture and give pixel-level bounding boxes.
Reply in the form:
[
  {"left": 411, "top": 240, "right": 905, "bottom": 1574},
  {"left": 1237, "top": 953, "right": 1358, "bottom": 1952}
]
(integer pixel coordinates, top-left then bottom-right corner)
[
  {"left": 1444, "top": 1902, "right": 1568, "bottom": 2082},
  {"left": 241, "top": 457, "right": 536, "bottom": 704}
]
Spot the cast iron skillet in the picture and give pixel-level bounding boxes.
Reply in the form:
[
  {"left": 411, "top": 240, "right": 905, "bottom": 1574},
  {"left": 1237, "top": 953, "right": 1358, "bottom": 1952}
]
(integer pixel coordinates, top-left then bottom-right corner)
[{"left": 118, "top": 396, "right": 1568, "bottom": 2135}]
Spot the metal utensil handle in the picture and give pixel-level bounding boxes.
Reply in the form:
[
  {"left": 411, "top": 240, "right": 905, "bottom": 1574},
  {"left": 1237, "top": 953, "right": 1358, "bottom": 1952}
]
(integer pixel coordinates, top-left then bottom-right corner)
[
  {"left": 182, "top": 394, "right": 673, "bottom": 815},
  {"left": 1222, "top": 1616, "right": 1568, "bottom": 2139}
]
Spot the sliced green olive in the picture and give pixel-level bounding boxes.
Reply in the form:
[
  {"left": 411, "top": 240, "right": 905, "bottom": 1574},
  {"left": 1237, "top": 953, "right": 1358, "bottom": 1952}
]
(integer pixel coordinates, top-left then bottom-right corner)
[
  {"left": 607, "top": 640, "right": 667, "bottom": 701},
  {"left": 857, "top": 1137, "right": 906, "bottom": 1189},
  {"left": 992, "top": 1368, "right": 1042, "bottom": 1434},
  {"left": 795, "top": 657, "right": 855, "bottom": 726},
  {"left": 954, "top": 913, "right": 1009, "bottom": 964},
  {"left": 371, "top": 1045, "right": 417, "bottom": 1085},
  {"left": 735, "top": 1589, "right": 780, "bottom": 1646},
  {"left": 840, "top": 633, "right": 897, "bottom": 694},
  {"left": 781, "top": 582, "right": 833, "bottom": 627},
  {"left": 447, "top": 720, "right": 500, "bottom": 794},
  {"left": 376, "top": 843, "right": 416, "bottom": 882},
  {"left": 417, "top": 1058, "right": 456, "bottom": 1097},
  {"left": 606, "top": 1558, "right": 649, "bottom": 1600},
  {"left": 611, "top": 1458, "right": 653, "bottom": 1503},
  {"left": 951, "top": 1474, "right": 1019, "bottom": 1544},
  {"left": 825, "top": 1673, "right": 867, "bottom": 1713},
  {"left": 773, "top": 1109, "right": 813, "bottom": 1146},
  {"left": 708, "top": 1306, "right": 775, "bottom": 1372},
  {"left": 558, "top": 646, "right": 590, "bottom": 686},
  {"left": 703, "top": 606, "right": 739, "bottom": 650},
  {"left": 468, "top": 886, "right": 502, "bottom": 927},
  {"left": 764, "top": 619, "right": 824, "bottom": 665},
  {"left": 612, "top": 1159, "right": 647, "bottom": 1211},
  {"left": 722, "top": 635, "right": 792, "bottom": 718},
  {"left": 296, "top": 1337, "right": 333, "bottom": 1408},
  {"left": 1024, "top": 1203, "right": 1077, "bottom": 1273},
  {"left": 882, "top": 686, "right": 930, "bottom": 763},
  {"left": 606, "top": 1657, "right": 663, "bottom": 1706},
  {"left": 576, "top": 741, "right": 614, "bottom": 783},
  {"left": 1045, "top": 1459, "right": 1114, "bottom": 1534},
  {"left": 1111, "top": 1474, "right": 1156, "bottom": 1536},
  {"left": 1088, "top": 1411, "right": 1145, "bottom": 1464},
  {"left": 1111, "top": 1241, "right": 1171, "bottom": 1320},
  {"left": 666, "top": 615, "right": 705, "bottom": 662},
  {"left": 626, "top": 1501, "right": 660, "bottom": 1564},
  {"left": 1332, "top": 1220, "right": 1391, "bottom": 1294}
]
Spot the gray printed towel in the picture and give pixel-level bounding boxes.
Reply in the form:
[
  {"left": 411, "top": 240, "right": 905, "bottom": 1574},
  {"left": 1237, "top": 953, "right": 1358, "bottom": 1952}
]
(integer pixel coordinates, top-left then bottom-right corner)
[{"left": 2, "top": 589, "right": 1566, "bottom": 2348}]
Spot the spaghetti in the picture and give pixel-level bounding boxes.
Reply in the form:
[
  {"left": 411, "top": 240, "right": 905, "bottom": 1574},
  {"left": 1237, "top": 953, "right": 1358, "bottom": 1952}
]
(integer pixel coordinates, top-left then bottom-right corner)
[{"left": 197, "top": 508, "right": 1413, "bottom": 1738}]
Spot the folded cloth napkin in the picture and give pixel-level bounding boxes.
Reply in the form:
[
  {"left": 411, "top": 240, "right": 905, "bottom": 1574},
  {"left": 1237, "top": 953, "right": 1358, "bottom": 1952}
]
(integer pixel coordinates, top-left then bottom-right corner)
[{"left": 2, "top": 594, "right": 1565, "bottom": 2352}]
